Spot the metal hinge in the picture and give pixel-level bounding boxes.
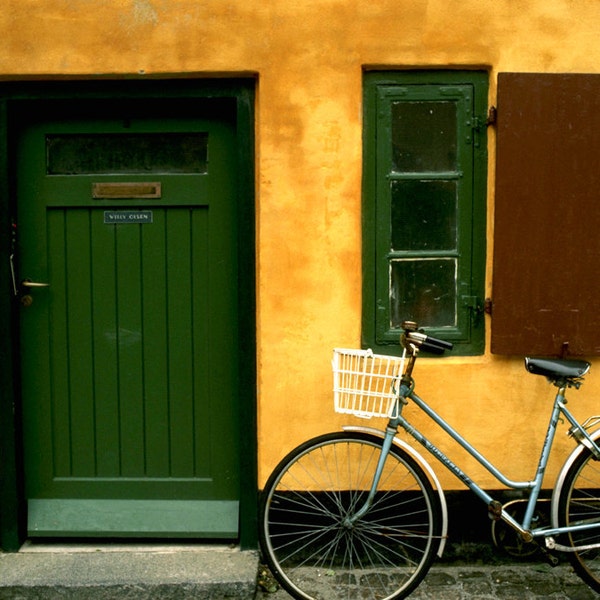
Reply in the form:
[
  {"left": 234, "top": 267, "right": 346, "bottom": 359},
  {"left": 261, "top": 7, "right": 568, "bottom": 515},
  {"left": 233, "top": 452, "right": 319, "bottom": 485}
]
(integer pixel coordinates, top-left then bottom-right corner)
[
  {"left": 469, "top": 107, "right": 496, "bottom": 146},
  {"left": 472, "top": 116, "right": 484, "bottom": 131},
  {"left": 463, "top": 297, "right": 492, "bottom": 322},
  {"left": 473, "top": 107, "right": 497, "bottom": 129},
  {"left": 463, "top": 296, "right": 482, "bottom": 312},
  {"left": 484, "top": 298, "right": 493, "bottom": 315},
  {"left": 463, "top": 296, "right": 483, "bottom": 326}
]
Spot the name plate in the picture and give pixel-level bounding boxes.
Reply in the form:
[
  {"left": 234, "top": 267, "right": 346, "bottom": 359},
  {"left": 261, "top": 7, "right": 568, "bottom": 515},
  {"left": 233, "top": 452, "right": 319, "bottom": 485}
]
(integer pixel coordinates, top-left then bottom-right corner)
[{"left": 104, "top": 210, "right": 153, "bottom": 224}]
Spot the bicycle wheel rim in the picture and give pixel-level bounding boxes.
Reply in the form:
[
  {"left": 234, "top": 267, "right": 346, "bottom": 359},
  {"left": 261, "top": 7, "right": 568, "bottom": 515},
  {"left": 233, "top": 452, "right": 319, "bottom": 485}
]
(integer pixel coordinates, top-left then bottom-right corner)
[
  {"left": 559, "top": 447, "right": 600, "bottom": 592},
  {"left": 259, "top": 432, "right": 440, "bottom": 600}
]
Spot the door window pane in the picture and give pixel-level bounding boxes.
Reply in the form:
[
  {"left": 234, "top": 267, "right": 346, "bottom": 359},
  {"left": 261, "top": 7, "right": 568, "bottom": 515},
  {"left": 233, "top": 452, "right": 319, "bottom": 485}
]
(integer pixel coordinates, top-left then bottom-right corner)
[
  {"left": 47, "top": 133, "right": 208, "bottom": 175},
  {"left": 392, "top": 101, "right": 457, "bottom": 172},
  {"left": 391, "top": 179, "right": 457, "bottom": 251},
  {"left": 390, "top": 259, "right": 457, "bottom": 329}
]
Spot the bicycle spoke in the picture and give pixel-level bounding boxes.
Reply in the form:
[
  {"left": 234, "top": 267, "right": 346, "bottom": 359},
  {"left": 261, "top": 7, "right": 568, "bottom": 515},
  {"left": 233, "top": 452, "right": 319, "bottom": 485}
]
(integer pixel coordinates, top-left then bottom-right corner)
[
  {"left": 260, "top": 433, "right": 440, "bottom": 600},
  {"left": 559, "top": 445, "right": 600, "bottom": 593}
]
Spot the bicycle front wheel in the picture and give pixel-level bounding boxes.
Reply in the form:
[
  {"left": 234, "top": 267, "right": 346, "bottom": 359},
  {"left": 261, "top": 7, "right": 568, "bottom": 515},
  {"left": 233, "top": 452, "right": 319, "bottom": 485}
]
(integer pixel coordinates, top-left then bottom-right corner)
[
  {"left": 259, "top": 431, "right": 441, "bottom": 600},
  {"left": 558, "top": 446, "right": 600, "bottom": 592}
]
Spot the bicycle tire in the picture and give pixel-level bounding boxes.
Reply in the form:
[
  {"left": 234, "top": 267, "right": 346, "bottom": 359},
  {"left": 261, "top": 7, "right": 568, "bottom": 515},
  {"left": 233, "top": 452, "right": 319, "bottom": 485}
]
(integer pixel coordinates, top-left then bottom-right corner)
[
  {"left": 557, "top": 445, "right": 600, "bottom": 592},
  {"left": 259, "top": 431, "right": 441, "bottom": 600}
]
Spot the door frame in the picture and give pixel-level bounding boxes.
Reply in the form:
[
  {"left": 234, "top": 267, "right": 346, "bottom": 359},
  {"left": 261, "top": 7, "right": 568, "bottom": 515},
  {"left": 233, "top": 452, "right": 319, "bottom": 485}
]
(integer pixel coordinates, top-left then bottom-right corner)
[{"left": 0, "top": 78, "right": 257, "bottom": 551}]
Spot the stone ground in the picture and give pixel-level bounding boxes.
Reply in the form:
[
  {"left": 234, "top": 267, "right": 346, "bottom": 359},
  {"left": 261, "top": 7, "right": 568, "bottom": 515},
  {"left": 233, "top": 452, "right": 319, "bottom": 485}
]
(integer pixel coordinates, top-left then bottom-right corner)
[{"left": 254, "top": 561, "right": 598, "bottom": 599}]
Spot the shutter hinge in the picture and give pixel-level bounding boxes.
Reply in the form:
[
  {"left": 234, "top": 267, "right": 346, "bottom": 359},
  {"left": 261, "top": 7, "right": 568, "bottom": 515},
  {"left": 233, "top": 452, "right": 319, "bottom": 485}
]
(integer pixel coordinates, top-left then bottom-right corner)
[
  {"left": 472, "top": 116, "right": 484, "bottom": 131},
  {"left": 463, "top": 296, "right": 484, "bottom": 326},
  {"left": 470, "top": 111, "right": 491, "bottom": 147},
  {"left": 463, "top": 296, "right": 483, "bottom": 312},
  {"left": 484, "top": 297, "right": 493, "bottom": 315},
  {"left": 463, "top": 296, "right": 493, "bottom": 318},
  {"left": 472, "top": 107, "right": 497, "bottom": 132}
]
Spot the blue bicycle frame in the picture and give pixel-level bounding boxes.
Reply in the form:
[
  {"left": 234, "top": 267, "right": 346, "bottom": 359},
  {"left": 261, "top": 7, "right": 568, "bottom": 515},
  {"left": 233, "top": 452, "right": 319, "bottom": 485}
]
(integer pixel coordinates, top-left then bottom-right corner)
[{"left": 354, "top": 378, "right": 600, "bottom": 544}]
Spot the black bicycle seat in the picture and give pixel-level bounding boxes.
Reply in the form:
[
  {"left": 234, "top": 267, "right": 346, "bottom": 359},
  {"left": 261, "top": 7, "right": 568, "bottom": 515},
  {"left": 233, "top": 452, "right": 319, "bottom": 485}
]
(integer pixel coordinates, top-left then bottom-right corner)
[{"left": 525, "top": 357, "right": 590, "bottom": 381}]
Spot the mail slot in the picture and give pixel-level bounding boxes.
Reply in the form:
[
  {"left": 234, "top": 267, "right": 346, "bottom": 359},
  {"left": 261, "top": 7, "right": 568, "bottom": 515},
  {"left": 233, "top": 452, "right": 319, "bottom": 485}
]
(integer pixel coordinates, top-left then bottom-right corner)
[{"left": 92, "top": 182, "right": 162, "bottom": 199}]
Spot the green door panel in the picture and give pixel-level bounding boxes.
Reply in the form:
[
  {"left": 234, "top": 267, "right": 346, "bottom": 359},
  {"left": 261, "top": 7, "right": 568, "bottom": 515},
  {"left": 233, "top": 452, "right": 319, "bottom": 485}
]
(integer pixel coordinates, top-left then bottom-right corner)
[{"left": 18, "top": 105, "right": 240, "bottom": 537}]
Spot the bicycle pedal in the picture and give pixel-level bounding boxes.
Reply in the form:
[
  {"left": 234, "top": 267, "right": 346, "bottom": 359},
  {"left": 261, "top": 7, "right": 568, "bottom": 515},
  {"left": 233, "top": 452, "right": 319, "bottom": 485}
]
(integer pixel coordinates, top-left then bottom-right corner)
[{"left": 538, "top": 543, "right": 560, "bottom": 567}]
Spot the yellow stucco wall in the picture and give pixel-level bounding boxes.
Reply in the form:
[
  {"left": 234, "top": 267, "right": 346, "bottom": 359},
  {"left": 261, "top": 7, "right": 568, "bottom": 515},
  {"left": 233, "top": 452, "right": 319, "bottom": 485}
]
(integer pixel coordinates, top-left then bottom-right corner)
[{"left": 2, "top": 0, "right": 600, "bottom": 490}]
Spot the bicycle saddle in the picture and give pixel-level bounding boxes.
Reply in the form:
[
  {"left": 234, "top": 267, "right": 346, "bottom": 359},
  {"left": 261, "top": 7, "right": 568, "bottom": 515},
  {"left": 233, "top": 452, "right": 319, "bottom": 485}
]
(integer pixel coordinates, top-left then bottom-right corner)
[{"left": 525, "top": 357, "right": 591, "bottom": 381}]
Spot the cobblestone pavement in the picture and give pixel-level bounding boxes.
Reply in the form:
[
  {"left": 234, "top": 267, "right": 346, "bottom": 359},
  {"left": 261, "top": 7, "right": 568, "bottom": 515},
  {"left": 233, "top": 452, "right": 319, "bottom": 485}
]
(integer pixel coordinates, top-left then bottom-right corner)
[{"left": 255, "top": 562, "right": 598, "bottom": 599}]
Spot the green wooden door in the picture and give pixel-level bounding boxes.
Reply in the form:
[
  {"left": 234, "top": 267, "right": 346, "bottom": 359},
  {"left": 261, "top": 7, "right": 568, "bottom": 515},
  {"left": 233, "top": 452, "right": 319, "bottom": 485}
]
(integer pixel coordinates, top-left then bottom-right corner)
[{"left": 17, "top": 101, "right": 240, "bottom": 537}]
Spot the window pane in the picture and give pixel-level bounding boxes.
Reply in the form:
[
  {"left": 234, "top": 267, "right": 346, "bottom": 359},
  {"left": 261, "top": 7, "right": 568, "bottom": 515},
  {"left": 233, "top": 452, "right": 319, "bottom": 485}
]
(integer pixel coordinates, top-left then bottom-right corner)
[
  {"left": 392, "top": 101, "right": 457, "bottom": 172},
  {"left": 391, "top": 179, "right": 457, "bottom": 251},
  {"left": 47, "top": 133, "right": 208, "bottom": 175},
  {"left": 390, "top": 259, "right": 457, "bottom": 328}
]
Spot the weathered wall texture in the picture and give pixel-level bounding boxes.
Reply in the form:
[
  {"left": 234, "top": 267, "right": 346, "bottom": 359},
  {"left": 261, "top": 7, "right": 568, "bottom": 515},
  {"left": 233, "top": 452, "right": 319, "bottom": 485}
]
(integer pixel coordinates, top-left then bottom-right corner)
[{"left": 2, "top": 0, "right": 600, "bottom": 489}]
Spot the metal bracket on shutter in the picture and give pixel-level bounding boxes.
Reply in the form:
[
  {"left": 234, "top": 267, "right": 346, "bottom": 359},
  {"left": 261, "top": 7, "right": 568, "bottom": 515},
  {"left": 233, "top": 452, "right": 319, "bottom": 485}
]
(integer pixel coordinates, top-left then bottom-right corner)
[
  {"left": 486, "top": 106, "right": 497, "bottom": 126},
  {"left": 484, "top": 298, "right": 493, "bottom": 315}
]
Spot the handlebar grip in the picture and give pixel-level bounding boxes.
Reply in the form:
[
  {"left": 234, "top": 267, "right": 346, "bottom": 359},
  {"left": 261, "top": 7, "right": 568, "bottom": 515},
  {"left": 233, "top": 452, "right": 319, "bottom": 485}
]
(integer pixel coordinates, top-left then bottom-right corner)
[
  {"left": 421, "top": 336, "right": 453, "bottom": 354},
  {"left": 406, "top": 331, "right": 453, "bottom": 354}
]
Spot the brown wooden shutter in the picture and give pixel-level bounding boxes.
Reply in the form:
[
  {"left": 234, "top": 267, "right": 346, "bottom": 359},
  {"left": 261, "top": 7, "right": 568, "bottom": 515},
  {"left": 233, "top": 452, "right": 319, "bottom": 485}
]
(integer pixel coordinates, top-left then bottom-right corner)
[{"left": 492, "top": 73, "right": 600, "bottom": 356}]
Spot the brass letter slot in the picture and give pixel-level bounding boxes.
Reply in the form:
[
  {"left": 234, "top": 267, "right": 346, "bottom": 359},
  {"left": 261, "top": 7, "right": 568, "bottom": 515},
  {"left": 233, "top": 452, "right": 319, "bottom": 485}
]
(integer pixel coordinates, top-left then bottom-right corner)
[{"left": 92, "top": 182, "right": 161, "bottom": 199}]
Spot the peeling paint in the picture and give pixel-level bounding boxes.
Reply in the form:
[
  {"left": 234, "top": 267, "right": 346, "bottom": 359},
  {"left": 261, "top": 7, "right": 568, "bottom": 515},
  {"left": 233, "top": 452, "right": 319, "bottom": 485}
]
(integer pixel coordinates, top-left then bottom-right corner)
[{"left": 132, "top": 0, "right": 158, "bottom": 26}]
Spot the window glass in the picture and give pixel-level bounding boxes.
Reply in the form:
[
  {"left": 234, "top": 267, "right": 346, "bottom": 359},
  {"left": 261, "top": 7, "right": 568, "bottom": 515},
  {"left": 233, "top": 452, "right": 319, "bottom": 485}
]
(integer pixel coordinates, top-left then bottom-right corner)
[
  {"left": 391, "top": 179, "right": 457, "bottom": 251},
  {"left": 390, "top": 259, "right": 457, "bottom": 329},
  {"left": 392, "top": 101, "right": 457, "bottom": 172},
  {"left": 47, "top": 133, "right": 208, "bottom": 175}
]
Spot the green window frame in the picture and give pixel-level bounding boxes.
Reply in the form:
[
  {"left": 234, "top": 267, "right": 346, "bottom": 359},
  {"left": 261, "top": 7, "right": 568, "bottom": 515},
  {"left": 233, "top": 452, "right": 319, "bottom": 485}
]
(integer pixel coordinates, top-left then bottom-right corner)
[{"left": 363, "top": 71, "right": 488, "bottom": 355}]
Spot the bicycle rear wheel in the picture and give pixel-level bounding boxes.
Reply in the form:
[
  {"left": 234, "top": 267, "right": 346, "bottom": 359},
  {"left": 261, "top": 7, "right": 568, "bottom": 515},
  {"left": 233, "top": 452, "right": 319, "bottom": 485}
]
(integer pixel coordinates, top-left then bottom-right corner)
[
  {"left": 558, "top": 446, "right": 600, "bottom": 592},
  {"left": 259, "top": 431, "right": 441, "bottom": 600}
]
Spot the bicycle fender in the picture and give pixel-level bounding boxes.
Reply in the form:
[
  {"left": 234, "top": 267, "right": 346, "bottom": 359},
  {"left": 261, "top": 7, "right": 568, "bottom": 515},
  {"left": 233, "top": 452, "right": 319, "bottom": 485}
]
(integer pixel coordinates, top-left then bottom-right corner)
[
  {"left": 550, "top": 427, "right": 600, "bottom": 529},
  {"left": 342, "top": 425, "right": 448, "bottom": 558}
]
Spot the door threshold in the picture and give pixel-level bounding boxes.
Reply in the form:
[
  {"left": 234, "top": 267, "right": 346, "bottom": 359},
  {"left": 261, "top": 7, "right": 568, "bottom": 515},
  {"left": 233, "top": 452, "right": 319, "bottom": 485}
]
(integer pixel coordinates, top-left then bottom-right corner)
[{"left": 19, "top": 540, "right": 240, "bottom": 554}]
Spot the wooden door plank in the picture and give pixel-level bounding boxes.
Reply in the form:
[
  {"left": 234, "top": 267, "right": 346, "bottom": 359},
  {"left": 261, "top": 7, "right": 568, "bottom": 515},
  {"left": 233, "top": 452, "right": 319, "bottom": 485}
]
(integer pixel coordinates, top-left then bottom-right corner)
[
  {"left": 90, "top": 210, "right": 122, "bottom": 477},
  {"left": 139, "top": 209, "right": 171, "bottom": 477}
]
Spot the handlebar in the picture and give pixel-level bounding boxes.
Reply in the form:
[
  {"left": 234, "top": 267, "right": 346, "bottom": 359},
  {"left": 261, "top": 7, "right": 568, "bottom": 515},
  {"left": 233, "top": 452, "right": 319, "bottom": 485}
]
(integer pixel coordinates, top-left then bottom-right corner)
[{"left": 401, "top": 321, "right": 453, "bottom": 355}]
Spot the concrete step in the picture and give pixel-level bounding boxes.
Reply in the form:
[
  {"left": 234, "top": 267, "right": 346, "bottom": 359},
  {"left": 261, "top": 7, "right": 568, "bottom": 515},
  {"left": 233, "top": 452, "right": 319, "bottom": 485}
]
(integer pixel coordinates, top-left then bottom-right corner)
[{"left": 0, "top": 543, "right": 259, "bottom": 599}]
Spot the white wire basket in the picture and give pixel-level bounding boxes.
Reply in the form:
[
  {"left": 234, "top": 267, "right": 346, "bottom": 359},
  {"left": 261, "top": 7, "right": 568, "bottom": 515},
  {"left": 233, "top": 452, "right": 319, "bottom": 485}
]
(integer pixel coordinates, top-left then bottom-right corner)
[{"left": 332, "top": 348, "right": 405, "bottom": 419}]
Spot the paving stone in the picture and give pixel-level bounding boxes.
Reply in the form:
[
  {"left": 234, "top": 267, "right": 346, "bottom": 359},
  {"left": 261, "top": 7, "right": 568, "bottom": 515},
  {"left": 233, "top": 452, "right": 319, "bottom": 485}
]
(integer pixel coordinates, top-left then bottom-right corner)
[{"left": 255, "top": 562, "right": 599, "bottom": 599}]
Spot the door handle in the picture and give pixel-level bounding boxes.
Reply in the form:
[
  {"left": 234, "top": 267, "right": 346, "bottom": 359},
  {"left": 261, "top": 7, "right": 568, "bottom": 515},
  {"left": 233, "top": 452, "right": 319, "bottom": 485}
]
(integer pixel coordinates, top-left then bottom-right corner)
[
  {"left": 21, "top": 279, "right": 50, "bottom": 288},
  {"left": 19, "top": 279, "right": 49, "bottom": 307}
]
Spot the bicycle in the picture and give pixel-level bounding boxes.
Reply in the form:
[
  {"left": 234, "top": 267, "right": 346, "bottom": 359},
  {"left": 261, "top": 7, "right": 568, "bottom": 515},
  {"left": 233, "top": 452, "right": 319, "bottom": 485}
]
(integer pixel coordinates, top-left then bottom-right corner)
[{"left": 259, "top": 321, "right": 600, "bottom": 599}]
